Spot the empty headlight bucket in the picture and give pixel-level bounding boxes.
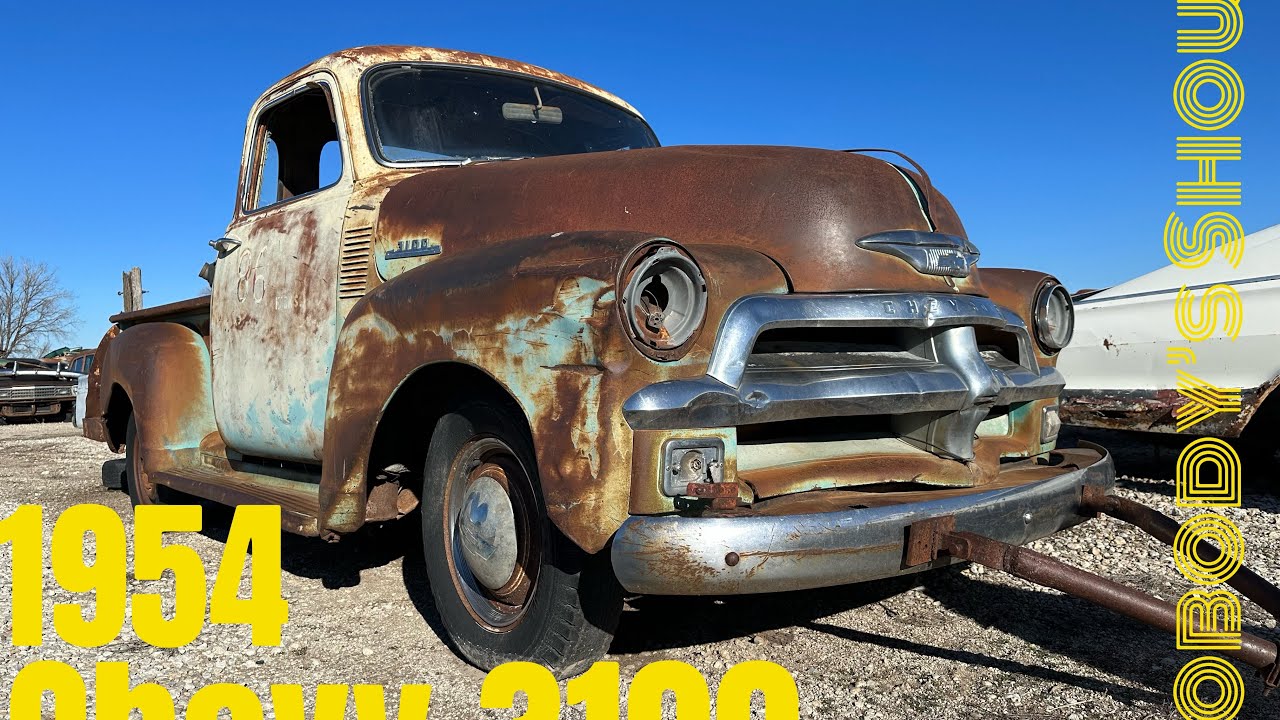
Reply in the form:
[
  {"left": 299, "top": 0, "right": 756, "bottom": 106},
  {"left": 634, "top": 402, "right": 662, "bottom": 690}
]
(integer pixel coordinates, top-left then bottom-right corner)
[
  {"left": 1032, "top": 282, "right": 1074, "bottom": 353},
  {"left": 620, "top": 243, "right": 707, "bottom": 361}
]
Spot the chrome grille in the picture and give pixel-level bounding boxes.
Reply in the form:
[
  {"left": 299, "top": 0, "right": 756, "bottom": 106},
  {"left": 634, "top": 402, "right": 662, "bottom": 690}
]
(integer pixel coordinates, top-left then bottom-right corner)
[
  {"left": 623, "top": 293, "right": 1063, "bottom": 461},
  {"left": 0, "top": 385, "right": 74, "bottom": 401}
]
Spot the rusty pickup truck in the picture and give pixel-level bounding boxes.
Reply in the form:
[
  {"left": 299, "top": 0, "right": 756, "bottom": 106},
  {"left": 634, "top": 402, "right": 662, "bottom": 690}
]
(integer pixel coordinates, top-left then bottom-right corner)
[{"left": 83, "top": 46, "right": 1280, "bottom": 682}]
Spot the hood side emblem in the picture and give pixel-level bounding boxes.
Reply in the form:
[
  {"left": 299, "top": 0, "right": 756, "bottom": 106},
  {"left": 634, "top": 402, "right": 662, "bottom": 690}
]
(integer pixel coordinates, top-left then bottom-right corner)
[
  {"left": 385, "top": 239, "right": 442, "bottom": 260},
  {"left": 856, "top": 230, "right": 979, "bottom": 278}
]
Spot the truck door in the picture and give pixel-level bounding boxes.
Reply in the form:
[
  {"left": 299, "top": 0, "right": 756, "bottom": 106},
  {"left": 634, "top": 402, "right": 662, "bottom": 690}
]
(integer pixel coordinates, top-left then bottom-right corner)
[{"left": 210, "top": 76, "right": 352, "bottom": 462}]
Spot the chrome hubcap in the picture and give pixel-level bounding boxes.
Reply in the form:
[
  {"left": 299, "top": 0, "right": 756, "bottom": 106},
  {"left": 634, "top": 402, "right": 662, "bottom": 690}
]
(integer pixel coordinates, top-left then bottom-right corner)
[
  {"left": 457, "top": 475, "right": 519, "bottom": 591},
  {"left": 446, "top": 440, "right": 539, "bottom": 631}
]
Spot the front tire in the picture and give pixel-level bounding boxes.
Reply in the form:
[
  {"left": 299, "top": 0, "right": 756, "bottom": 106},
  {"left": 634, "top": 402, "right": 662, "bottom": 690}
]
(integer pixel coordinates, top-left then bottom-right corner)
[{"left": 420, "top": 401, "right": 621, "bottom": 676}]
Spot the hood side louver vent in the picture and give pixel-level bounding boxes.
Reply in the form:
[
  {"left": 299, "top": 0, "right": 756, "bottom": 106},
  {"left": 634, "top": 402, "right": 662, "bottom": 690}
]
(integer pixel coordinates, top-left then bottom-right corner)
[{"left": 338, "top": 226, "right": 373, "bottom": 299}]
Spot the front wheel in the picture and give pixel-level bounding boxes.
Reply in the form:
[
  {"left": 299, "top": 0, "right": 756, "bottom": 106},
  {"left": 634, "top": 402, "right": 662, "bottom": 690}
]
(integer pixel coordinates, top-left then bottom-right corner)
[{"left": 420, "top": 401, "right": 621, "bottom": 676}]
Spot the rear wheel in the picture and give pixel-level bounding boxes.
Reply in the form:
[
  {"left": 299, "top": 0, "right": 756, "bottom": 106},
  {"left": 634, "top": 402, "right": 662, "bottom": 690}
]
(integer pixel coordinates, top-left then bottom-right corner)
[
  {"left": 124, "top": 415, "right": 161, "bottom": 506},
  {"left": 420, "top": 401, "right": 621, "bottom": 676}
]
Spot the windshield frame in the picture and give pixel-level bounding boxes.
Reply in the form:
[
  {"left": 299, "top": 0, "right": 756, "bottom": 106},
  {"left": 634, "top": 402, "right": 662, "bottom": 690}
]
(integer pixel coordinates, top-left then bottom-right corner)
[{"left": 359, "top": 62, "right": 659, "bottom": 168}]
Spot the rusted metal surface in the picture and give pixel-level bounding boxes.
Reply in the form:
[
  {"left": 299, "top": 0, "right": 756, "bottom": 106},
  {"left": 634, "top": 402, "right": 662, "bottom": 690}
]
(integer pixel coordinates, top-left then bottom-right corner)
[
  {"left": 980, "top": 268, "right": 1065, "bottom": 369},
  {"left": 741, "top": 447, "right": 1099, "bottom": 516},
  {"left": 1082, "top": 486, "right": 1280, "bottom": 622},
  {"left": 1060, "top": 380, "right": 1276, "bottom": 438},
  {"left": 81, "top": 324, "right": 119, "bottom": 443},
  {"left": 233, "top": 46, "right": 645, "bottom": 212},
  {"left": 322, "top": 233, "right": 790, "bottom": 550},
  {"left": 738, "top": 438, "right": 1002, "bottom": 500},
  {"left": 908, "top": 521, "right": 1280, "bottom": 688},
  {"left": 629, "top": 427, "right": 744, "bottom": 514},
  {"left": 86, "top": 45, "right": 1077, "bottom": 562},
  {"left": 94, "top": 323, "right": 218, "bottom": 474},
  {"left": 109, "top": 296, "right": 211, "bottom": 326},
  {"left": 903, "top": 515, "right": 956, "bottom": 568},
  {"left": 684, "top": 480, "right": 740, "bottom": 511},
  {"left": 210, "top": 67, "right": 355, "bottom": 463},
  {"left": 375, "top": 145, "right": 981, "bottom": 297},
  {"left": 610, "top": 446, "right": 1115, "bottom": 595}
]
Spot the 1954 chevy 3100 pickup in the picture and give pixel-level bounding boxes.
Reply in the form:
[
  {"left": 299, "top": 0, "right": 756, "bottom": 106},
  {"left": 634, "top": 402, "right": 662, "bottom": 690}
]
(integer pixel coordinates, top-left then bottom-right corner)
[{"left": 81, "top": 47, "right": 1280, "bottom": 682}]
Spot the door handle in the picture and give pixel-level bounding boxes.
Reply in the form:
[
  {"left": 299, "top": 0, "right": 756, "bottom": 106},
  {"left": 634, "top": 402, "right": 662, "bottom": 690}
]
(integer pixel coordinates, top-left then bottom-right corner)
[{"left": 210, "top": 237, "right": 242, "bottom": 258}]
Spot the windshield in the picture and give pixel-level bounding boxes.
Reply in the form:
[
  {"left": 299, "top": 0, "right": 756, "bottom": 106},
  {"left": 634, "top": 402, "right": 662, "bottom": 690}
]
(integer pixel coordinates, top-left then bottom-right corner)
[{"left": 363, "top": 66, "right": 658, "bottom": 163}]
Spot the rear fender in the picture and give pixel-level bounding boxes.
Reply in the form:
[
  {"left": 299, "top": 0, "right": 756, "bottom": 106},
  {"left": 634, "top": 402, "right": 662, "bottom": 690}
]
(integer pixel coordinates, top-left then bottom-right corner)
[{"left": 96, "top": 322, "right": 217, "bottom": 474}]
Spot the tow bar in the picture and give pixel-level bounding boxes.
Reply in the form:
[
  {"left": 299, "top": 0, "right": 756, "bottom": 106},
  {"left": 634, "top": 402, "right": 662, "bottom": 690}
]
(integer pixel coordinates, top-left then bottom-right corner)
[{"left": 905, "top": 487, "right": 1280, "bottom": 692}]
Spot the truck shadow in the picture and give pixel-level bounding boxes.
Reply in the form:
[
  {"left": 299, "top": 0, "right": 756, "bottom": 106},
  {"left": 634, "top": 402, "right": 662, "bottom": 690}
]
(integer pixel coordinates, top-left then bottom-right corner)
[
  {"left": 914, "top": 568, "right": 1276, "bottom": 714},
  {"left": 1064, "top": 427, "right": 1280, "bottom": 502},
  {"left": 191, "top": 494, "right": 1266, "bottom": 709},
  {"left": 191, "top": 506, "right": 455, "bottom": 655},
  {"left": 613, "top": 567, "right": 1197, "bottom": 705}
]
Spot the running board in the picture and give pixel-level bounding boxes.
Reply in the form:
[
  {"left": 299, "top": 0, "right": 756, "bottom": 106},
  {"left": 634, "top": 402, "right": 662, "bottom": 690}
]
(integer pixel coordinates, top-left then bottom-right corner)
[
  {"left": 149, "top": 466, "right": 322, "bottom": 536},
  {"left": 906, "top": 502, "right": 1280, "bottom": 693}
]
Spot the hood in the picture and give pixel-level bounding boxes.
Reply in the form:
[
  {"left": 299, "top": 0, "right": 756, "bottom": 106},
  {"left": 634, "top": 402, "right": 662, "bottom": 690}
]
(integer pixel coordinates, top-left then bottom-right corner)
[{"left": 375, "top": 145, "right": 984, "bottom": 295}]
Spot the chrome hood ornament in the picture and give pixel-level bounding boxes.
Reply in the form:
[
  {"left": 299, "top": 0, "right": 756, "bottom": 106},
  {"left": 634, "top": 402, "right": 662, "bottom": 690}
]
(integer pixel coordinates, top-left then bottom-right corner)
[{"left": 855, "top": 230, "right": 980, "bottom": 278}]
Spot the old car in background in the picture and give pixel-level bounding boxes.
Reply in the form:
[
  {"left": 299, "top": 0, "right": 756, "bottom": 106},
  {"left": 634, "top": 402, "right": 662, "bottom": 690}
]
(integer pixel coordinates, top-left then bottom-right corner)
[
  {"left": 0, "top": 357, "right": 79, "bottom": 422},
  {"left": 1058, "top": 223, "right": 1280, "bottom": 463},
  {"left": 68, "top": 351, "right": 95, "bottom": 429},
  {"left": 79, "top": 47, "right": 1280, "bottom": 686}
]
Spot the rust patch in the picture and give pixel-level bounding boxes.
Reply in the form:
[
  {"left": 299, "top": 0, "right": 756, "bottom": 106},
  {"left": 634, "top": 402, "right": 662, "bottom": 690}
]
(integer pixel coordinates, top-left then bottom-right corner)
[
  {"left": 377, "top": 145, "right": 985, "bottom": 296},
  {"left": 1061, "top": 377, "right": 1278, "bottom": 438}
]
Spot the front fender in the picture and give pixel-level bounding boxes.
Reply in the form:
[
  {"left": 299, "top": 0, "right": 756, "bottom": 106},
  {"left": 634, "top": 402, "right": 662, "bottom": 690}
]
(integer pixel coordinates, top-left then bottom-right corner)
[
  {"left": 319, "top": 231, "right": 788, "bottom": 551},
  {"left": 979, "top": 267, "right": 1064, "bottom": 368}
]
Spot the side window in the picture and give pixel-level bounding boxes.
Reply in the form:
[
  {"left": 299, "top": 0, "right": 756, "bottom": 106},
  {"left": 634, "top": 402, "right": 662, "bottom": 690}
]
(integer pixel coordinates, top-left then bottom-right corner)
[
  {"left": 256, "top": 138, "right": 281, "bottom": 209},
  {"left": 248, "top": 84, "right": 343, "bottom": 211}
]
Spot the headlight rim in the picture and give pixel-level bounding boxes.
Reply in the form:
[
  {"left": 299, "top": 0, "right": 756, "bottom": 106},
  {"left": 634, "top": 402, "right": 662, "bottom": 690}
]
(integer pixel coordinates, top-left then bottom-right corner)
[
  {"left": 1032, "top": 280, "right": 1074, "bottom": 354},
  {"left": 618, "top": 240, "right": 708, "bottom": 362}
]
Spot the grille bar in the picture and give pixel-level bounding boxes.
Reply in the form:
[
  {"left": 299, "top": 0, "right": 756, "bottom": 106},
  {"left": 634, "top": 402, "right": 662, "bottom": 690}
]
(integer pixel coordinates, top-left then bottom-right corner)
[{"left": 0, "top": 385, "right": 75, "bottom": 401}]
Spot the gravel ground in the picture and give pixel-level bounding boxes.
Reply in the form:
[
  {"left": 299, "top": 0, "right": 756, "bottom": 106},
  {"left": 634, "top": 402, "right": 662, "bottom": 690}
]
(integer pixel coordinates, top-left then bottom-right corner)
[{"left": 2, "top": 422, "right": 1279, "bottom": 719}]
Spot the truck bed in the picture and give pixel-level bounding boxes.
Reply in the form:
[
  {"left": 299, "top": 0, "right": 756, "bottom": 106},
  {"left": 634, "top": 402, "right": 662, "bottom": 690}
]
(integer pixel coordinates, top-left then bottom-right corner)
[{"left": 109, "top": 295, "right": 210, "bottom": 327}]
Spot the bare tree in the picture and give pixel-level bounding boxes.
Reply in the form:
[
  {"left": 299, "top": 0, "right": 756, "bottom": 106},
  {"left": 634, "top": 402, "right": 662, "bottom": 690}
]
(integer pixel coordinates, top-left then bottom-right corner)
[{"left": 0, "top": 257, "right": 79, "bottom": 357}]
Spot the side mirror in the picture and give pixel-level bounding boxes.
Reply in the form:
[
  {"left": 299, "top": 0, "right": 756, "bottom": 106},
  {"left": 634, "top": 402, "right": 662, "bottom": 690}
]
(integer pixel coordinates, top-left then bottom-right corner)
[{"left": 201, "top": 237, "right": 241, "bottom": 287}]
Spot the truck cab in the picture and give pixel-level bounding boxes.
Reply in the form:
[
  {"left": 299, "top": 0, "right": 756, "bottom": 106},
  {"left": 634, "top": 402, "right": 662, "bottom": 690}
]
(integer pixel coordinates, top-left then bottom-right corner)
[{"left": 85, "top": 46, "right": 1114, "bottom": 675}]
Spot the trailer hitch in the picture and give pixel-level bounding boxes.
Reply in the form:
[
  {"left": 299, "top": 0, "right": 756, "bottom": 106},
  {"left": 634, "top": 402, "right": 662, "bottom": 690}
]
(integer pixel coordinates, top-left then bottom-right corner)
[{"left": 905, "top": 497, "right": 1280, "bottom": 693}]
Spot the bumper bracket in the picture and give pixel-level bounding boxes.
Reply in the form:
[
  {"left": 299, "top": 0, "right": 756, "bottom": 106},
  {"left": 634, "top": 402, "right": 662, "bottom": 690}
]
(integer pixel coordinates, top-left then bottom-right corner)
[{"left": 905, "top": 501, "right": 1280, "bottom": 692}]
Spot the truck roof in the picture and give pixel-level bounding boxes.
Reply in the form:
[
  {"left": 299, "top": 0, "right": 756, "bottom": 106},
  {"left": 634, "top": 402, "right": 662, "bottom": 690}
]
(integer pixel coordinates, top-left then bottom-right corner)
[{"left": 271, "top": 45, "right": 643, "bottom": 119}]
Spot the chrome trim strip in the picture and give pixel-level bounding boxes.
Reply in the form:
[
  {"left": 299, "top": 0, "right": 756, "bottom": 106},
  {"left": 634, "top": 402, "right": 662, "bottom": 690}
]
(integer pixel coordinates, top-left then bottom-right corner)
[
  {"left": 610, "top": 447, "right": 1114, "bottom": 595},
  {"left": 621, "top": 360, "right": 1063, "bottom": 431},
  {"left": 0, "top": 385, "right": 76, "bottom": 400},
  {"left": 1075, "top": 273, "right": 1280, "bottom": 306},
  {"left": 623, "top": 293, "right": 1059, "bottom": 437},
  {"left": 707, "top": 293, "right": 1014, "bottom": 387}
]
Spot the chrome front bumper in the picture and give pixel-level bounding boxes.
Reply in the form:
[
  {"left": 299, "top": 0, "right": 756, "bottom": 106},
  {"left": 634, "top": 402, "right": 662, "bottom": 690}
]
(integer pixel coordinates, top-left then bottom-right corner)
[{"left": 610, "top": 446, "right": 1115, "bottom": 595}]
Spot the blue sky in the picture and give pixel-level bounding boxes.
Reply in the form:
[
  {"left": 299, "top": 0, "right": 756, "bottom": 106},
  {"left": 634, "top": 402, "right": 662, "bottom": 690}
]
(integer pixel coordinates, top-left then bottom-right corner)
[{"left": 2, "top": 1, "right": 1277, "bottom": 351}]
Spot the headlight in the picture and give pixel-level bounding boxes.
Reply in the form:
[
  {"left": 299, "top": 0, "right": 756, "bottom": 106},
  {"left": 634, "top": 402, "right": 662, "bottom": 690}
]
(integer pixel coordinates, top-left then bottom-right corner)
[
  {"left": 621, "top": 243, "right": 707, "bottom": 360},
  {"left": 1033, "top": 282, "right": 1074, "bottom": 352}
]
